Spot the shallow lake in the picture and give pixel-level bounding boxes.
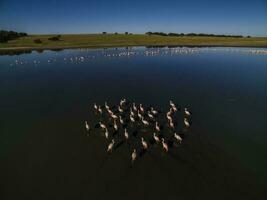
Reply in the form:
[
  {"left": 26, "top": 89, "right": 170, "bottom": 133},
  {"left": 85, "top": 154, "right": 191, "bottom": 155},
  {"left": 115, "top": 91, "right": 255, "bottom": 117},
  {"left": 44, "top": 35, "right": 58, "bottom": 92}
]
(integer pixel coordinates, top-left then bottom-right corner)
[{"left": 1, "top": 47, "right": 267, "bottom": 199}]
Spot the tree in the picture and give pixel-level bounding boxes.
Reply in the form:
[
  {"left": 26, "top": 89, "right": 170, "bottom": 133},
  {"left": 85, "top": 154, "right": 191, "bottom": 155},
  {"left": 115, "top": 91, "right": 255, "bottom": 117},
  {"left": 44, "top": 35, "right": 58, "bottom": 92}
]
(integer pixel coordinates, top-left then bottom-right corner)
[
  {"left": 125, "top": 32, "right": 128, "bottom": 35},
  {"left": 102, "top": 32, "right": 107, "bottom": 34}
]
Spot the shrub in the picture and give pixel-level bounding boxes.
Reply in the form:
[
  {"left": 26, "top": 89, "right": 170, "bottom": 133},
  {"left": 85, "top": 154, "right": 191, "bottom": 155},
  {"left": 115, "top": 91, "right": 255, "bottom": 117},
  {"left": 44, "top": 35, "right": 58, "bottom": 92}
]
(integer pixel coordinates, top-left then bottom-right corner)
[
  {"left": 33, "top": 39, "right": 42, "bottom": 43},
  {"left": 48, "top": 36, "right": 60, "bottom": 41}
]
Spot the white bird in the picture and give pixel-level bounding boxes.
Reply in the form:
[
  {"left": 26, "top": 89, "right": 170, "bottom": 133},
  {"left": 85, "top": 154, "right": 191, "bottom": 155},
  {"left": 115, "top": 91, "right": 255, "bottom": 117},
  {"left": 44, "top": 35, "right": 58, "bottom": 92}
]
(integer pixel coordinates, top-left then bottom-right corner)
[
  {"left": 184, "top": 118, "right": 190, "bottom": 128},
  {"left": 120, "top": 98, "right": 126, "bottom": 107},
  {"left": 130, "top": 114, "right": 135, "bottom": 122},
  {"left": 141, "top": 116, "right": 149, "bottom": 126},
  {"left": 140, "top": 104, "right": 144, "bottom": 112},
  {"left": 137, "top": 110, "right": 142, "bottom": 120},
  {"left": 130, "top": 108, "right": 134, "bottom": 116},
  {"left": 131, "top": 149, "right": 137, "bottom": 163},
  {"left": 107, "top": 109, "right": 113, "bottom": 115},
  {"left": 167, "top": 114, "right": 172, "bottom": 122},
  {"left": 174, "top": 133, "right": 182, "bottom": 143},
  {"left": 118, "top": 106, "right": 123, "bottom": 113},
  {"left": 105, "top": 102, "right": 109, "bottom": 110},
  {"left": 98, "top": 106, "right": 102, "bottom": 114},
  {"left": 148, "top": 111, "right": 154, "bottom": 119},
  {"left": 105, "top": 128, "right": 109, "bottom": 139},
  {"left": 141, "top": 137, "right": 148, "bottom": 149},
  {"left": 119, "top": 115, "right": 124, "bottom": 124},
  {"left": 114, "top": 120, "right": 118, "bottom": 131},
  {"left": 107, "top": 139, "right": 115, "bottom": 152},
  {"left": 85, "top": 121, "right": 90, "bottom": 131},
  {"left": 94, "top": 103, "right": 98, "bottom": 111},
  {"left": 99, "top": 122, "right": 107, "bottom": 130},
  {"left": 169, "top": 118, "right": 174, "bottom": 129},
  {"left": 133, "top": 103, "right": 137, "bottom": 111},
  {"left": 162, "top": 138, "right": 169, "bottom": 152},
  {"left": 185, "top": 108, "right": 191, "bottom": 116},
  {"left": 155, "top": 122, "right": 160, "bottom": 132},
  {"left": 151, "top": 107, "right": 158, "bottom": 115},
  {"left": 153, "top": 132, "right": 160, "bottom": 143},
  {"left": 166, "top": 108, "right": 172, "bottom": 116},
  {"left": 124, "top": 128, "right": 129, "bottom": 140},
  {"left": 170, "top": 100, "right": 175, "bottom": 108},
  {"left": 172, "top": 105, "right": 177, "bottom": 112},
  {"left": 111, "top": 113, "right": 118, "bottom": 120}
]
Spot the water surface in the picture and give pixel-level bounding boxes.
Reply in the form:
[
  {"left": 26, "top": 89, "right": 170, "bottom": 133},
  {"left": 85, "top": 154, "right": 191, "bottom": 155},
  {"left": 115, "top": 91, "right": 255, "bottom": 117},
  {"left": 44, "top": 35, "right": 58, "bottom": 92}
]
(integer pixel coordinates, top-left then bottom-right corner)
[{"left": 1, "top": 47, "right": 267, "bottom": 200}]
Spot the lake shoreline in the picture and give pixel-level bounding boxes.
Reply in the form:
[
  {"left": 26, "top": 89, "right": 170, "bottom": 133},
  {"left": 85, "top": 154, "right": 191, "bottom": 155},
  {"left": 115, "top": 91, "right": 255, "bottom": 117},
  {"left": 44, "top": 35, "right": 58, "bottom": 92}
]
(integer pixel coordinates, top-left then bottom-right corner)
[{"left": 1, "top": 44, "right": 267, "bottom": 53}]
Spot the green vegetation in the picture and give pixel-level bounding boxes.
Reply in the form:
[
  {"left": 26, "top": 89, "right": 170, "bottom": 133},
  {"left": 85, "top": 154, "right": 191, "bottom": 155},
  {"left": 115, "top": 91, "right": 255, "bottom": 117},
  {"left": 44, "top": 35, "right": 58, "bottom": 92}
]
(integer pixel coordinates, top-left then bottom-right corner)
[
  {"left": 0, "top": 34, "right": 267, "bottom": 51},
  {"left": 145, "top": 32, "right": 244, "bottom": 38},
  {"left": 0, "top": 30, "right": 28, "bottom": 43}
]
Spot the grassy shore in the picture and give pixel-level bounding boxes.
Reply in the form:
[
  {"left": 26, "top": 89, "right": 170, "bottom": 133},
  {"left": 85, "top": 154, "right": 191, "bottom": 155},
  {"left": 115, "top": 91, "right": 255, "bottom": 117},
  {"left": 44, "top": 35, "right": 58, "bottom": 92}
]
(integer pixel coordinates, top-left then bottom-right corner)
[{"left": 0, "top": 34, "right": 267, "bottom": 51}]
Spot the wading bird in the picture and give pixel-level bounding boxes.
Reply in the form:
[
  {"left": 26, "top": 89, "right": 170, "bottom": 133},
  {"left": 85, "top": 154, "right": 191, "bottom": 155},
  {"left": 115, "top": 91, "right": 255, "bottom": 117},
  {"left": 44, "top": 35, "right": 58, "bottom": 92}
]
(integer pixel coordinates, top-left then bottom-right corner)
[
  {"left": 184, "top": 118, "right": 190, "bottom": 128},
  {"left": 107, "top": 139, "right": 115, "bottom": 152},
  {"left": 153, "top": 132, "right": 160, "bottom": 143},
  {"left": 85, "top": 121, "right": 90, "bottom": 131},
  {"left": 99, "top": 122, "right": 107, "bottom": 130},
  {"left": 162, "top": 138, "right": 169, "bottom": 152},
  {"left": 155, "top": 122, "right": 160, "bottom": 132},
  {"left": 105, "top": 128, "right": 109, "bottom": 139},
  {"left": 124, "top": 128, "right": 129, "bottom": 140},
  {"left": 174, "top": 133, "right": 182, "bottom": 143},
  {"left": 141, "top": 137, "right": 148, "bottom": 150},
  {"left": 141, "top": 116, "right": 149, "bottom": 126},
  {"left": 119, "top": 115, "right": 124, "bottom": 124},
  {"left": 185, "top": 108, "right": 191, "bottom": 116},
  {"left": 131, "top": 149, "right": 137, "bottom": 163},
  {"left": 105, "top": 102, "right": 109, "bottom": 110}
]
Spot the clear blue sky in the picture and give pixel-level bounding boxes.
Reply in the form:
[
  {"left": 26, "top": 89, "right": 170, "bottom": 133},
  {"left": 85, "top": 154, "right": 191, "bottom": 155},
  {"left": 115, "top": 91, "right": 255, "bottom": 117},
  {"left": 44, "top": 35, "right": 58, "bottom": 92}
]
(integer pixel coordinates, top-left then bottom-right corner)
[{"left": 1, "top": 0, "right": 267, "bottom": 36}]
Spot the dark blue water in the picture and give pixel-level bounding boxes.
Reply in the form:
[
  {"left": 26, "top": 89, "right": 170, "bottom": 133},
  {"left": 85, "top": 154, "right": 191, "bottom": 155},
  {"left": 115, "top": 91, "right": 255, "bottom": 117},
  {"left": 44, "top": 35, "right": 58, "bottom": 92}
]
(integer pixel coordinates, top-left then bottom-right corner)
[{"left": 1, "top": 47, "right": 267, "bottom": 200}]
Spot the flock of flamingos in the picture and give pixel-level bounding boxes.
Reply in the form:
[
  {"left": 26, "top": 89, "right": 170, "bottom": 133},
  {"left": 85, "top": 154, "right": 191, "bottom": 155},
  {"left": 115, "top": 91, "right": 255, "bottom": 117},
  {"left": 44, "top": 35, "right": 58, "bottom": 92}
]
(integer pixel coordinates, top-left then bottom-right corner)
[{"left": 84, "top": 99, "right": 191, "bottom": 164}]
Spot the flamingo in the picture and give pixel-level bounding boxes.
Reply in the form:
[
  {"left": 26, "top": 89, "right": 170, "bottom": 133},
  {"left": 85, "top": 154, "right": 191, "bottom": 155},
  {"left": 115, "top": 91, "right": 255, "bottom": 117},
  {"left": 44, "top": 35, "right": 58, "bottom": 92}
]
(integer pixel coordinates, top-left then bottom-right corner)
[
  {"left": 131, "top": 149, "right": 137, "bottom": 163},
  {"left": 118, "top": 106, "right": 123, "bottom": 113},
  {"left": 140, "top": 104, "right": 144, "bottom": 112},
  {"left": 167, "top": 114, "right": 172, "bottom": 122},
  {"left": 184, "top": 118, "right": 190, "bottom": 128},
  {"left": 120, "top": 98, "right": 126, "bottom": 107},
  {"left": 170, "top": 100, "right": 175, "bottom": 108},
  {"left": 141, "top": 116, "right": 149, "bottom": 126},
  {"left": 99, "top": 122, "right": 106, "bottom": 130},
  {"left": 111, "top": 113, "right": 118, "bottom": 120},
  {"left": 148, "top": 111, "right": 154, "bottom": 119},
  {"left": 172, "top": 105, "right": 177, "bottom": 112},
  {"left": 185, "top": 108, "right": 191, "bottom": 116},
  {"left": 107, "top": 139, "right": 115, "bottom": 152},
  {"left": 85, "top": 121, "right": 90, "bottom": 131},
  {"left": 137, "top": 110, "right": 142, "bottom": 120},
  {"left": 98, "top": 106, "right": 102, "bottom": 114},
  {"left": 105, "top": 128, "right": 109, "bottom": 139},
  {"left": 141, "top": 137, "right": 148, "bottom": 149},
  {"left": 174, "top": 133, "right": 182, "bottom": 143},
  {"left": 153, "top": 132, "right": 160, "bottom": 143},
  {"left": 130, "top": 108, "right": 134, "bottom": 116},
  {"left": 151, "top": 107, "right": 158, "bottom": 115},
  {"left": 94, "top": 103, "right": 98, "bottom": 111},
  {"left": 124, "top": 128, "right": 129, "bottom": 140},
  {"left": 162, "top": 138, "right": 169, "bottom": 152},
  {"left": 133, "top": 103, "right": 137, "bottom": 111},
  {"left": 114, "top": 120, "right": 118, "bottom": 131},
  {"left": 105, "top": 102, "right": 109, "bottom": 110},
  {"left": 130, "top": 114, "right": 135, "bottom": 122},
  {"left": 107, "top": 109, "right": 113, "bottom": 115},
  {"left": 119, "top": 115, "right": 124, "bottom": 124},
  {"left": 169, "top": 118, "right": 174, "bottom": 129},
  {"left": 155, "top": 122, "right": 160, "bottom": 132}
]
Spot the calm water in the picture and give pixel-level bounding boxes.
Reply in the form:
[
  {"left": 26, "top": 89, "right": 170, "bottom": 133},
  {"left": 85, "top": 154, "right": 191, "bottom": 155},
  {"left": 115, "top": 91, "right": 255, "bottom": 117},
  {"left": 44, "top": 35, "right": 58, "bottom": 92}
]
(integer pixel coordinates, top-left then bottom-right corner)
[{"left": 1, "top": 47, "right": 267, "bottom": 200}]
